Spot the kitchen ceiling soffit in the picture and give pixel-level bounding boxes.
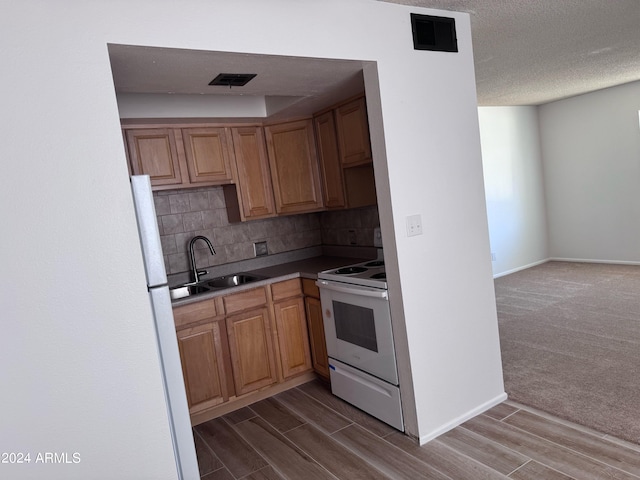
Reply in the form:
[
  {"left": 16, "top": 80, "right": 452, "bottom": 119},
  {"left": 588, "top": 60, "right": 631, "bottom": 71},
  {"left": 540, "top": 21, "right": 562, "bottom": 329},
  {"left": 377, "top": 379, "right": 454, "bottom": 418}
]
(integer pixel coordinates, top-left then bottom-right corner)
[{"left": 108, "top": 44, "right": 367, "bottom": 119}]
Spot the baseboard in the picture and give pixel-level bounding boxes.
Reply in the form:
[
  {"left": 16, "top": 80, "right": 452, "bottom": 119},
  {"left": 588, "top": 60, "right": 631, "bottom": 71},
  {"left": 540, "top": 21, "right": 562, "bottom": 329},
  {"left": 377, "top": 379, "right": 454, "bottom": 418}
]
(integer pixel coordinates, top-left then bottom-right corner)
[
  {"left": 549, "top": 257, "right": 640, "bottom": 266},
  {"left": 418, "top": 391, "right": 508, "bottom": 445},
  {"left": 493, "top": 259, "right": 550, "bottom": 279}
]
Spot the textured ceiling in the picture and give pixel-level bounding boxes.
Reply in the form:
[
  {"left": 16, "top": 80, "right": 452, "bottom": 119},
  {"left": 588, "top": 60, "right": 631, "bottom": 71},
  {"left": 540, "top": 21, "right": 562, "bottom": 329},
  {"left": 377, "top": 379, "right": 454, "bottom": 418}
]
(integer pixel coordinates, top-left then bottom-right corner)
[
  {"left": 382, "top": 0, "right": 640, "bottom": 105},
  {"left": 109, "top": 1, "right": 640, "bottom": 111}
]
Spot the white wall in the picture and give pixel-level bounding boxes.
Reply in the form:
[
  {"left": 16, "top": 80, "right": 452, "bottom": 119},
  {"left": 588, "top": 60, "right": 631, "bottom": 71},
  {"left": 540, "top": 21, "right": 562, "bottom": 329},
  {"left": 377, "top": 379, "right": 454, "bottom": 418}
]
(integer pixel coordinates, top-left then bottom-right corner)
[
  {"left": 366, "top": 11, "right": 505, "bottom": 442},
  {"left": 479, "top": 107, "right": 549, "bottom": 276},
  {"left": 1, "top": 1, "right": 504, "bottom": 471},
  {"left": 539, "top": 81, "right": 640, "bottom": 263},
  {"left": 118, "top": 93, "right": 268, "bottom": 118},
  {"left": 0, "top": 3, "right": 178, "bottom": 479}
]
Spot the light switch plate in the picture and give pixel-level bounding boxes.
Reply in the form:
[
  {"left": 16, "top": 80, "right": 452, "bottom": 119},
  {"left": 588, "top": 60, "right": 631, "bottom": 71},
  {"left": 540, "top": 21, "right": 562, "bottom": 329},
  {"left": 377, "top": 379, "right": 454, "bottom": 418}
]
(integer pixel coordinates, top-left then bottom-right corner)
[
  {"left": 373, "top": 227, "right": 382, "bottom": 247},
  {"left": 406, "top": 214, "right": 423, "bottom": 237}
]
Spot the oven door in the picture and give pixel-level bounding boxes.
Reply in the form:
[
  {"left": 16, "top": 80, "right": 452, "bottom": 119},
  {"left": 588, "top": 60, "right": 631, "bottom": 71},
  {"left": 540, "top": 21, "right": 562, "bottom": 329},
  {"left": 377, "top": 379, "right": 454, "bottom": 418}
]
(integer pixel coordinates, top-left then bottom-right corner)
[{"left": 316, "top": 279, "right": 398, "bottom": 385}]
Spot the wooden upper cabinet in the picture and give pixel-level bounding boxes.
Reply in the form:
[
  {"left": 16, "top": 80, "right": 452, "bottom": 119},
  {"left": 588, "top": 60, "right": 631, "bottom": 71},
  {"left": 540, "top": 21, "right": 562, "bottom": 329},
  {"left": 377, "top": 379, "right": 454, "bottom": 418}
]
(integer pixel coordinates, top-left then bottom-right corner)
[
  {"left": 313, "top": 111, "right": 346, "bottom": 209},
  {"left": 229, "top": 126, "right": 276, "bottom": 220},
  {"left": 264, "top": 119, "right": 324, "bottom": 214},
  {"left": 335, "top": 96, "right": 372, "bottom": 167},
  {"left": 124, "top": 126, "right": 233, "bottom": 190},
  {"left": 181, "top": 127, "right": 234, "bottom": 185},
  {"left": 125, "top": 128, "right": 183, "bottom": 187}
]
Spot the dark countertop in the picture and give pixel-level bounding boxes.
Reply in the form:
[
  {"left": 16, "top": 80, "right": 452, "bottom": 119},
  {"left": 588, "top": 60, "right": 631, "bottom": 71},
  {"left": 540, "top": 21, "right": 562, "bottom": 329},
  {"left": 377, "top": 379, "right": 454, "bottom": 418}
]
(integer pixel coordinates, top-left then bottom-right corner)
[
  {"left": 248, "top": 255, "right": 369, "bottom": 280},
  {"left": 171, "top": 255, "right": 366, "bottom": 307}
]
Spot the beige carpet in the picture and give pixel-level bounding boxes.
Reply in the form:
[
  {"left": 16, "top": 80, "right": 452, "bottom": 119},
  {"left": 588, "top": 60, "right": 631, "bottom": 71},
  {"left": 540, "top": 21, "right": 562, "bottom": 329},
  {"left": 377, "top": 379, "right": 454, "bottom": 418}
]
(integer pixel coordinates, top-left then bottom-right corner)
[{"left": 495, "top": 261, "right": 640, "bottom": 444}]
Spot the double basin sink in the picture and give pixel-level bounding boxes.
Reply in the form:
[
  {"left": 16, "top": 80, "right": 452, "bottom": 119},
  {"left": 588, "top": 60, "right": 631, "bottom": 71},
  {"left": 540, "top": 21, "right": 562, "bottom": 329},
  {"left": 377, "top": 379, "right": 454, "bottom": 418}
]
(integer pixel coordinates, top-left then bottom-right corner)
[{"left": 169, "top": 273, "right": 267, "bottom": 300}]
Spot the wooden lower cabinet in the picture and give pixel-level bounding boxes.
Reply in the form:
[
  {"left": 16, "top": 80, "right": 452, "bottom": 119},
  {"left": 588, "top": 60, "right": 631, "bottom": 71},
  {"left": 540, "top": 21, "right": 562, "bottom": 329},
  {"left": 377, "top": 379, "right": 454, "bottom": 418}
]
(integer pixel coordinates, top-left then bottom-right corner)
[
  {"left": 226, "top": 307, "right": 278, "bottom": 395},
  {"left": 304, "top": 296, "right": 330, "bottom": 380},
  {"left": 273, "top": 296, "right": 312, "bottom": 379},
  {"left": 301, "top": 278, "right": 330, "bottom": 380},
  {"left": 176, "top": 320, "right": 233, "bottom": 414},
  {"left": 174, "top": 280, "right": 318, "bottom": 423}
]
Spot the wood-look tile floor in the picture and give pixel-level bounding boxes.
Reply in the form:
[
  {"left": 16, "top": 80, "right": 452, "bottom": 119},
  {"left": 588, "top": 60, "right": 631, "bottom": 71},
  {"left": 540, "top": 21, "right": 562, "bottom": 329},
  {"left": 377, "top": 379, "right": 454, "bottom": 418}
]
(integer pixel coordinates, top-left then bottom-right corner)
[{"left": 193, "top": 380, "right": 640, "bottom": 480}]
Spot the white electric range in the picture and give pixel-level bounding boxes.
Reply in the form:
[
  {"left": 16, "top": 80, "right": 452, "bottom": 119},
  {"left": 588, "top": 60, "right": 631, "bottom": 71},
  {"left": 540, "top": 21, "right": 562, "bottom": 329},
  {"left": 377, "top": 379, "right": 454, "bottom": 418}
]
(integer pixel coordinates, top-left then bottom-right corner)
[{"left": 316, "top": 252, "right": 403, "bottom": 431}]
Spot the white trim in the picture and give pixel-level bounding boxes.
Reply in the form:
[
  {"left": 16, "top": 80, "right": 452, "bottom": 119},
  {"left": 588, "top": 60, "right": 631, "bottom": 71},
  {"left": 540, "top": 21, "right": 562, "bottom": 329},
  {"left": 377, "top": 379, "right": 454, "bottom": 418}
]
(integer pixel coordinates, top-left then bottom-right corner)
[
  {"left": 418, "top": 392, "right": 508, "bottom": 445},
  {"left": 492, "top": 259, "right": 550, "bottom": 278},
  {"left": 493, "top": 257, "right": 640, "bottom": 279},
  {"left": 549, "top": 257, "right": 640, "bottom": 266}
]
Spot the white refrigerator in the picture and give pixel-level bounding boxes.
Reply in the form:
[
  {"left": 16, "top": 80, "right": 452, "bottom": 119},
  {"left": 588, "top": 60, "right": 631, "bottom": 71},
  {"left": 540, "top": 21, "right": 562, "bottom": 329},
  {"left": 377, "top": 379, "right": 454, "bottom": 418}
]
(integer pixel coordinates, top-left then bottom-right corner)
[{"left": 130, "top": 175, "right": 199, "bottom": 480}]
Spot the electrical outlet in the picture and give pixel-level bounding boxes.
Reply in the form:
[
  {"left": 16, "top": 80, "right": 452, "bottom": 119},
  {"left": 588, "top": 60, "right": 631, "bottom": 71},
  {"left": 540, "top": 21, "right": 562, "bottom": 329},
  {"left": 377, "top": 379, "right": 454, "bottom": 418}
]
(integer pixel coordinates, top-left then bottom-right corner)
[
  {"left": 373, "top": 227, "right": 382, "bottom": 247},
  {"left": 348, "top": 229, "right": 357, "bottom": 245},
  {"left": 406, "top": 214, "right": 423, "bottom": 237},
  {"left": 254, "top": 241, "right": 268, "bottom": 257}
]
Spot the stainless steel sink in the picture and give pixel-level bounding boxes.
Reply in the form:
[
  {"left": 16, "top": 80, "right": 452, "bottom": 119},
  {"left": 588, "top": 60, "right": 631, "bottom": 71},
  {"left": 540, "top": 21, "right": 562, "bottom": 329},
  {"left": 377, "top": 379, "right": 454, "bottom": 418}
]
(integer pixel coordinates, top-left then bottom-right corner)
[
  {"left": 207, "top": 273, "right": 266, "bottom": 289},
  {"left": 169, "top": 273, "right": 267, "bottom": 300},
  {"left": 169, "top": 284, "right": 211, "bottom": 300}
]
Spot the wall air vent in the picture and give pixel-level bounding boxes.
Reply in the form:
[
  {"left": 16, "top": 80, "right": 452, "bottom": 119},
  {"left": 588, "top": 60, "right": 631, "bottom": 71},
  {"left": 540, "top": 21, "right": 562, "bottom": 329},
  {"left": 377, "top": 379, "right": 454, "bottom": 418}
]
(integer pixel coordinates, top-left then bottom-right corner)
[
  {"left": 208, "top": 73, "right": 257, "bottom": 87},
  {"left": 411, "top": 13, "right": 458, "bottom": 52}
]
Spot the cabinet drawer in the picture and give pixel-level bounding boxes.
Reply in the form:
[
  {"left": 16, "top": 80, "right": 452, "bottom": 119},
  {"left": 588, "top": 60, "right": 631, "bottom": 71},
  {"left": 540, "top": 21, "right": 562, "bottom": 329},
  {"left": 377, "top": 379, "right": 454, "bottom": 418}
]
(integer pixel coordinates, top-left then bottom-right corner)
[
  {"left": 173, "top": 297, "right": 222, "bottom": 329},
  {"left": 301, "top": 278, "right": 320, "bottom": 298},
  {"left": 223, "top": 287, "right": 268, "bottom": 315},
  {"left": 270, "top": 278, "right": 302, "bottom": 302}
]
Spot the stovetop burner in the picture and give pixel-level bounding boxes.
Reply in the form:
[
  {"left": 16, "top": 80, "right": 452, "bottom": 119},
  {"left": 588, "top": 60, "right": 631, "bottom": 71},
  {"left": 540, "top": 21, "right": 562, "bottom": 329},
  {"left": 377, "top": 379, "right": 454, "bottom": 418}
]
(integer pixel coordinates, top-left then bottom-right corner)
[
  {"left": 335, "top": 266, "right": 368, "bottom": 275},
  {"left": 364, "top": 260, "right": 384, "bottom": 267},
  {"left": 318, "top": 251, "right": 387, "bottom": 289}
]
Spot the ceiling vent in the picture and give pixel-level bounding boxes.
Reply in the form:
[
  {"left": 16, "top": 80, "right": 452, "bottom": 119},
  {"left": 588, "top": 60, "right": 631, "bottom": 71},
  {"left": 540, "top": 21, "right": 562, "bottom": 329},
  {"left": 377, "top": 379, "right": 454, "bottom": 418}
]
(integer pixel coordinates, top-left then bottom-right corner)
[
  {"left": 411, "top": 13, "right": 458, "bottom": 52},
  {"left": 208, "top": 73, "right": 257, "bottom": 87}
]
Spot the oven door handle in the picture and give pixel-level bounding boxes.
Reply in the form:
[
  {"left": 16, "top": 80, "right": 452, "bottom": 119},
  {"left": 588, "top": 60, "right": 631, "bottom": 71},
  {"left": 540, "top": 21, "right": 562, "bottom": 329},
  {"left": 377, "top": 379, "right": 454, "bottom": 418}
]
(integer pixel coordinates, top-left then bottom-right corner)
[{"left": 316, "top": 280, "right": 388, "bottom": 299}]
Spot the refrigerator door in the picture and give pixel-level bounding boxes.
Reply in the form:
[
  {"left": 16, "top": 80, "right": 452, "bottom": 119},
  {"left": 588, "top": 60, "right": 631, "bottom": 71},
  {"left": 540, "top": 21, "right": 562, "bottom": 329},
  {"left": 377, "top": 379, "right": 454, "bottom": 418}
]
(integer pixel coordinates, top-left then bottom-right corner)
[
  {"left": 150, "top": 286, "right": 199, "bottom": 480},
  {"left": 131, "top": 175, "right": 167, "bottom": 288},
  {"left": 131, "top": 175, "right": 198, "bottom": 479}
]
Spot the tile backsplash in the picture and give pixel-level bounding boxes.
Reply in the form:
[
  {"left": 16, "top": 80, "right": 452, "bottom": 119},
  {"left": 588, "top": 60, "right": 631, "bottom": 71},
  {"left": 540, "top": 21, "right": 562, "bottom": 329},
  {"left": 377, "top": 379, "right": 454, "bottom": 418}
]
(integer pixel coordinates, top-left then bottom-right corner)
[
  {"left": 320, "top": 206, "right": 380, "bottom": 247},
  {"left": 154, "top": 185, "right": 379, "bottom": 275}
]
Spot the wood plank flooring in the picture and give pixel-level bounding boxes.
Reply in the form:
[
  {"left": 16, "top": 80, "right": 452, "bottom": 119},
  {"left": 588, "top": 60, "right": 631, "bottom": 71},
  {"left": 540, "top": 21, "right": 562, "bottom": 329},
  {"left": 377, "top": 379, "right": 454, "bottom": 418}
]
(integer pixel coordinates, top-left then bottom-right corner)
[{"left": 194, "top": 380, "right": 640, "bottom": 479}]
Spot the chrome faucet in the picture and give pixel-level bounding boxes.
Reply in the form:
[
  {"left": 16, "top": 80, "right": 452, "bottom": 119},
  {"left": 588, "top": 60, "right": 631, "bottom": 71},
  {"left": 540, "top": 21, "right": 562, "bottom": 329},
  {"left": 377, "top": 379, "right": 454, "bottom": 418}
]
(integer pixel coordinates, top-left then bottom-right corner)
[{"left": 188, "top": 236, "right": 216, "bottom": 284}]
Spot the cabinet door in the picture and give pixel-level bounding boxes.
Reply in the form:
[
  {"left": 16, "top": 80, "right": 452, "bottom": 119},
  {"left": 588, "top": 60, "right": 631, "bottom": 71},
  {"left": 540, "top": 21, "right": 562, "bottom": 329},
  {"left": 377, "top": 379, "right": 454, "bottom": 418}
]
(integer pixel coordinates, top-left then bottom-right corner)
[
  {"left": 314, "top": 111, "right": 346, "bottom": 209},
  {"left": 335, "top": 97, "right": 372, "bottom": 167},
  {"left": 181, "top": 127, "right": 234, "bottom": 185},
  {"left": 264, "top": 119, "right": 324, "bottom": 214},
  {"left": 125, "top": 128, "right": 183, "bottom": 187},
  {"left": 304, "top": 296, "right": 330, "bottom": 380},
  {"left": 231, "top": 127, "right": 276, "bottom": 220},
  {"left": 273, "top": 297, "right": 312, "bottom": 379},
  {"left": 176, "top": 320, "right": 232, "bottom": 414},
  {"left": 226, "top": 307, "right": 277, "bottom": 395}
]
